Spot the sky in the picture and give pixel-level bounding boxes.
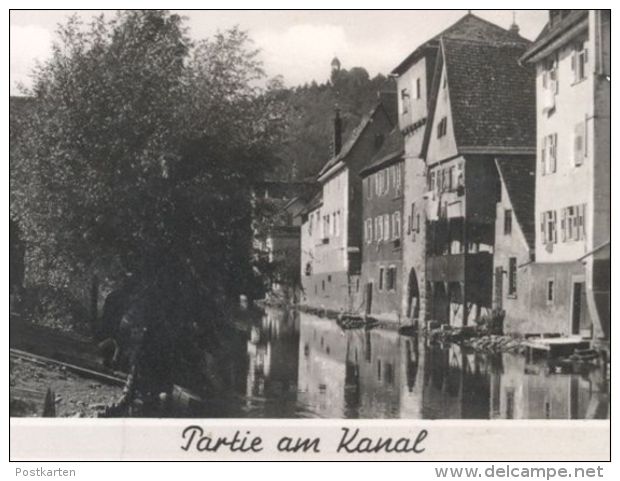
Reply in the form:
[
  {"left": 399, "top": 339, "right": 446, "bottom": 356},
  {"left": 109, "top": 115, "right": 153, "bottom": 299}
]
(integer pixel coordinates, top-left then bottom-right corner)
[{"left": 10, "top": 10, "right": 549, "bottom": 94}]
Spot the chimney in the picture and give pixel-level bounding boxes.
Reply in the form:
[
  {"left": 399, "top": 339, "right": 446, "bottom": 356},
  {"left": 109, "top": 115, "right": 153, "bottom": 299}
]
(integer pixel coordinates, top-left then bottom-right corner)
[
  {"left": 333, "top": 108, "right": 342, "bottom": 156},
  {"left": 377, "top": 89, "right": 398, "bottom": 124},
  {"left": 509, "top": 11, "right": 520, "bottom": 35}
]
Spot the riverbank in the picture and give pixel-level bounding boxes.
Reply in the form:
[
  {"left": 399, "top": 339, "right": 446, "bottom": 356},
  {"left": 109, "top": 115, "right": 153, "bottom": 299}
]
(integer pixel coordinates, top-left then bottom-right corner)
[{"left": 10, "top": 354, "right": 123, "bottom": 417}]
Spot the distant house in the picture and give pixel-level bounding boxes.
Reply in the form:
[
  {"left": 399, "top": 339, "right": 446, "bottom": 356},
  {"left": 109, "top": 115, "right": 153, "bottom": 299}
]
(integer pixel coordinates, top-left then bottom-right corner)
[
  {"left": 300, "top": 98, "right": 397, "bottom": 312},
  {"left": 252, "top": 180, "right": 316, "bottom": 299},
  {"left": 520, "top": 10, "right": 610, "bottom": 341},
  {"left": 492, "top": 156, "right": 536, "bottom": 333},
  {"left": 359, "top": 127, "right": 405, "bottom": 322},
  {"left": 420, "top": 15, "right": 536, "bottom": 326}
]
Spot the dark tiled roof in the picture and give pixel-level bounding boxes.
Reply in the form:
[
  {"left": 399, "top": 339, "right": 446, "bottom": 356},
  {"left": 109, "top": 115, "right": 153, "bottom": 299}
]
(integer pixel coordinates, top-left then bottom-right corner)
[
  {"left": 297, "top": 190, "right": 323, "bottom": 218},
  {"left": 392, "top": 13, "right": 530, "bottom": 75},
  {"left": 316, "top": 103, "right": 385, "bottom": 179},
  {"left": 439, "top": 37, "right": 536, "bottom": 151},
  {"left": 521, "top": 10, "right": 588, "bottom": 63},
  {"left": 495, "top": 155, "right": 536, "bottom": 250},
  {"left": 359, "top": 127, "right": 404, "bottom": 177}
]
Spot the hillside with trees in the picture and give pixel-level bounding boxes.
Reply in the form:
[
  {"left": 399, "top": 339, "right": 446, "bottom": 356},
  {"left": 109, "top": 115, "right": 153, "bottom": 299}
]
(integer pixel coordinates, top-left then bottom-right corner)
[{"left": 271, "top": 64, "right": 394, "bottom": 181}]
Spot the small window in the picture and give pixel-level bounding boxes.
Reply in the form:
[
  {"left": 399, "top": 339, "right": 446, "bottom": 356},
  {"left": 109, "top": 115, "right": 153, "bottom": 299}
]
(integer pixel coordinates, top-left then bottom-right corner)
[
  {"left": 541, "top": 133, "right": 558, "bottom": 174},
  {"left": 428, "top": 171, "right": 436, "bottom": 192},
  {"left": 437, "top": 117, "right": 448, "bottom": 138},
  {"left": 572, "top": 40, "right": 588, "bottom": 83},
  {"left": 378, "top": 267, "right": 385, "bottom": 291},
  {"left": 395, "top": 164, "right": 402, "bottom": 193},
  {"left": 322, "top": 280, "right": 325, "bottom": 291},
  {"left": 415, "top": 78, "right": 421, "bottom": 99},
  {"left": 383, "top": 214, "right": 390, "bottom": 240},
  {"left": 386, "top": 266, "right": 397, "bottom": 291},
  {"left": 547, "top": 279, "right": 555, "bottom": 304},
  {"left": 374, "top": 133, "right": 384, "bottom": 149},
  {"left": 542, "top": 55, "right": 559, "bottom": 93},
  {"left": 385, "top": 362, "right": 394, "bottom": 385},
  {"left": 400, "top": 88, "right": 410, "bottom": 114},
  {"left": 393, "top": 211, "right": 401, "bottom": 239},
  {"left": 508, "top": 257, "right": 517, "bottom": 297},
  {"left": 504, "top": 209, "right": 513, "bottom": 235},
  {"left": 574, "top": 122, "right": 586, "bottom": 166},
  {"left": 541, "top": 210, "right": 557, "bottom": 244},
  {"left": 365, "top": 218, "right": 373, "bottom": 244}
]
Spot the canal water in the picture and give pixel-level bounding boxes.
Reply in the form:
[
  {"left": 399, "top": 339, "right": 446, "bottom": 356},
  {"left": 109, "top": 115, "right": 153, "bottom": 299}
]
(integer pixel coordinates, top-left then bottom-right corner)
[{"left": 193, "top": 307, "right": 609, "bottom": 419}]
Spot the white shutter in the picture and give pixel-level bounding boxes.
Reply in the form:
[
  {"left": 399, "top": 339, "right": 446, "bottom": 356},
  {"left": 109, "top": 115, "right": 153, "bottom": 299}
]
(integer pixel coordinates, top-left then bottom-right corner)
[{"left": 561, "top": 208, "right": 567, "bottom": 242}]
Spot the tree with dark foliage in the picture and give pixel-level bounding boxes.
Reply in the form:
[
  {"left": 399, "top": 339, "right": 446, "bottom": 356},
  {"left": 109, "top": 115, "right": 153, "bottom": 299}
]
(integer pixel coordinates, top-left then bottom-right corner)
[{"left": 10, "top": 11, "right": 285, "bottom": 400}]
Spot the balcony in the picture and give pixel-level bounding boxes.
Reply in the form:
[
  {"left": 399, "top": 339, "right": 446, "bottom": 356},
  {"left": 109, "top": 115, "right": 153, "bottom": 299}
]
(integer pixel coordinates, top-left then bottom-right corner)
[{"left": 426, "top": 252, "right": 493, "bottom": 283}]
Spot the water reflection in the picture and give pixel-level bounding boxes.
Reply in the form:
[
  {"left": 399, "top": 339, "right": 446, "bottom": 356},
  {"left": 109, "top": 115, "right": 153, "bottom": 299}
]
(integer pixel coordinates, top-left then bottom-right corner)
[{"left": 211, "top": 308, "right": 609, "bottom": 419}]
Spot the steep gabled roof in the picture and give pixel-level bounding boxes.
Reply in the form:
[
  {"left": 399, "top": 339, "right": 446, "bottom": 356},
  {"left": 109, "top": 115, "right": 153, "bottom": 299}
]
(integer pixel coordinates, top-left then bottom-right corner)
[
  {"left": 442, "top": 37, "right": 535, "bottom": 150},
  {"left": 297, "top": 190, "right": 323, "bottom": 218},
  {"left": 391, "top": 13, "right": 530, "bottom": 75},
  {"left": 422, "top": 33, "right": 535, "bottom": 157},
  {"left": 316, "top": 101, "right": 393, "bottom": 180},
  {"left": 359, "top": 127, "right": 404, "bottom": 177},
  {"left": 495, "top": 155, "right": 536, "bottom": 251}
]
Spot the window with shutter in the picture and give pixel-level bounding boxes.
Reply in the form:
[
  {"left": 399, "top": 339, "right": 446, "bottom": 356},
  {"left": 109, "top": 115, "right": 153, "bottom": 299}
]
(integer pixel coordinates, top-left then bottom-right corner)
[
  {"left": 394, "top": 211, "right": 401, "bottom": 239},
  {"left": 549, "top": 134, "right": 557, "bottom": 173},
  {"left": 574, "top": 122, "right": 585, "bottom": 166},
  {"left": 573, "top": 40, "right": 588, "bottom": 83},
  {"left": 384, "top": 214, "right": 390, "bottom": 240},
  {"left": 541, "top": 137, "right": 547, "bottom": 175},
  {"left": 508, "top": 257, "right": 517, "bottom": 296},
  {"left": 561, "top": 208, "right": 567, "bottom": 242}
]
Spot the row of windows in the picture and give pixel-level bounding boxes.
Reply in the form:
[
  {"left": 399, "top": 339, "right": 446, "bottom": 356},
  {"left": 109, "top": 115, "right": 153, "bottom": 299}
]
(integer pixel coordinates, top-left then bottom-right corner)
[
  {"left": 377, "top": 265, "right": 398, "bottom": 292},
  {"left": 542, "top": 39, "right": 589, "bottom": 95},
  {"left": 540, "top": 204, "right": 586, "bottom": 245},
  {"left": 307, "top": 209, "right": 341, "bottom": 239},
  {"left": 428, "top": 161, "right": 464, "bottom": 194},
  {"left": 540, "top": 123, "right": 586, "bottom": 176},
  {"left": 364, "top": 163, "right": 402, "bottom": 199},
  {"left": 364, "top": 212, "right": 401, "bottom": 244}
]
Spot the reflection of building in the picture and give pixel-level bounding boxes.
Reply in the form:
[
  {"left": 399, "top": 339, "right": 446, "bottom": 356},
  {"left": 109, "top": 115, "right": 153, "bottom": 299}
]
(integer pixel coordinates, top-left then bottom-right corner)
[
  {"left": 490, "top": 353, "right": 609, "bottom": 419},
  {"left": 245, "top": 307, "right": 299, "bottom": 416},
  {"left": 520, "top": 10, "right": 610, "bottom": 341},
  {"left": 299, "top": 99, "right": 396, "bottom": 312},
  {"left": 297, "top": 312, "right": 350, "bottom": 417},
  {"left": 421, "top": 16, "right": 535, "bottom": 326},
  {"left": 293, "top": 310, "right": 607, "bottom": 420},
  {"left": 359, "top": 129, "right": 405, "bottom": 322},
  {"left": 347, "top": 329, "right": 402, "bottom": 417},
  {"left": 421, "top": 342, "right": 493, "bottom": 419}
]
